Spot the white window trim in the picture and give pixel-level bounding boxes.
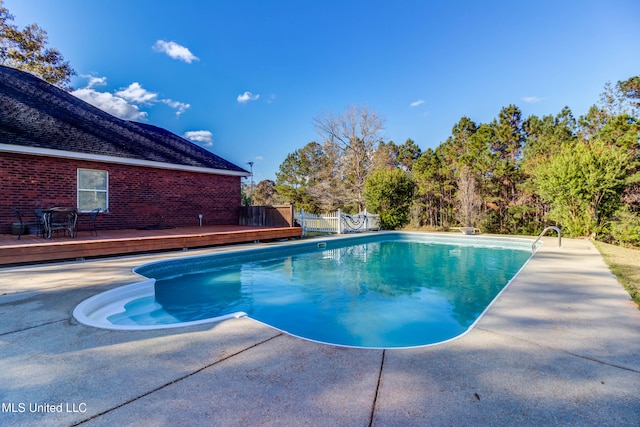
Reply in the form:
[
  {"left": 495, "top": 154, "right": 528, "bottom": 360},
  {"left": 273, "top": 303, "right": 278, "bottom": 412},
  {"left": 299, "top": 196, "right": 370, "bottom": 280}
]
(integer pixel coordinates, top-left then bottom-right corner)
[{"left": 77, "top": 168, "right": 109, "bottom": 212}]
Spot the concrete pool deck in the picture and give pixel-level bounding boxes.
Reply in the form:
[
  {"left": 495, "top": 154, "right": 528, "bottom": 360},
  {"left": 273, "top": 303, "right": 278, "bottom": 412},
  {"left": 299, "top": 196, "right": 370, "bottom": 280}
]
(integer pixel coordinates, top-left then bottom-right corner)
[{"left": 0, "top": 233, "right": 639, "bottom": 426}]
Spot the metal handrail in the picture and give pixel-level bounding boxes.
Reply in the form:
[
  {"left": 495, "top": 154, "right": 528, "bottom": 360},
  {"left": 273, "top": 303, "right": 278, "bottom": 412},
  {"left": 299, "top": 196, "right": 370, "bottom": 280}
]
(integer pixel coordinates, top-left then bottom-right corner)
[{"left": 532, "top": 226, "right": 561, "bottom": 252}]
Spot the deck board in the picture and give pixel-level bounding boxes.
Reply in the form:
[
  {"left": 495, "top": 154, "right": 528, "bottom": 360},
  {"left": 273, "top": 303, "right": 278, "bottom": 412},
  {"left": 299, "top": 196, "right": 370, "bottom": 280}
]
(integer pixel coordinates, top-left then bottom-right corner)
[{"left": 0, "top": 226, "right": 302, "bottom": 265}]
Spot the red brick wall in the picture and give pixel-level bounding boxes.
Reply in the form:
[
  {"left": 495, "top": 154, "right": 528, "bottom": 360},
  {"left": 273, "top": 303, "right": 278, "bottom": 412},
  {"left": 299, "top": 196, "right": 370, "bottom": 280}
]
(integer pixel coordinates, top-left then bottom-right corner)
[{"left": 1, "top": 152, "right": 242, "bottom": 232}]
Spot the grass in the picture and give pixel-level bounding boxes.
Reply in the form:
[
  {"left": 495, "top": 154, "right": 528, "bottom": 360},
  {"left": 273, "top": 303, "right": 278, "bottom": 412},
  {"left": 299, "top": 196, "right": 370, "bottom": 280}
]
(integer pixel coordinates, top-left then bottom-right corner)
[{"left": 593, "top": 241, "right": 640, "bottom": 309}]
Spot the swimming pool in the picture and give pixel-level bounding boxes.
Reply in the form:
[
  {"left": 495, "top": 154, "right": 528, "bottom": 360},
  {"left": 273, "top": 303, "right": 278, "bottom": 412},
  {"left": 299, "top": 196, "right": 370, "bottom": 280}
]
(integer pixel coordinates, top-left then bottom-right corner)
[{"left": 74, "top": 232, "right": 536, "bottom": 348}]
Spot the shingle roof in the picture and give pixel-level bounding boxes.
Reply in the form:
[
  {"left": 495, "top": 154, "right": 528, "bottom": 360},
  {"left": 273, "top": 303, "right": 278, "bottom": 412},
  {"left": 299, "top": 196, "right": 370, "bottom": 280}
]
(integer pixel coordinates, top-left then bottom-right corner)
[{"left": 0, "top": 65, "right": 248, "bottom": 175}]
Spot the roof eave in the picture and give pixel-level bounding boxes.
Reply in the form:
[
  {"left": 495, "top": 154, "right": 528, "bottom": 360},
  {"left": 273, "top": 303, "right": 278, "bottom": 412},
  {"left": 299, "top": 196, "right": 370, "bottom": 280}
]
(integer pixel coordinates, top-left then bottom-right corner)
[{"left": 0, "top": 144, "right": 251, "bottom": 177}]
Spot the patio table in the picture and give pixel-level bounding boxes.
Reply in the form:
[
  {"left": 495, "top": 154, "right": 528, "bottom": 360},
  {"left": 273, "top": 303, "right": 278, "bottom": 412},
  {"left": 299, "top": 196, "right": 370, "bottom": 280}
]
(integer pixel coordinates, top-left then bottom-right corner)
[{"left": 42, "top": 207, "right": 78, "bottom": 239}]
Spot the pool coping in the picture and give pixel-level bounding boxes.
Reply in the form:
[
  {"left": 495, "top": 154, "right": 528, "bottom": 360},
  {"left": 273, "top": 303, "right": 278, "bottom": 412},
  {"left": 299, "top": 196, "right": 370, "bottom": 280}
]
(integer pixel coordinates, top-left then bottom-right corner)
[
  {"left": 72, "top": 232, "right": 539, "bottom": 346},
  {"left": 1, "top": 232, "right": 639, "bottom": 426}
]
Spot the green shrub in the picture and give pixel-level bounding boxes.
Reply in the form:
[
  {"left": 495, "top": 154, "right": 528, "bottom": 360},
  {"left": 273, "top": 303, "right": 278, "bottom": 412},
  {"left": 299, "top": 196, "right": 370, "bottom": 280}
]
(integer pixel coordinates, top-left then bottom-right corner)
[
  {"left": 610, "top": 206, "right": 640, "bottom": 247},
  {"left": 364, "top": 169, "right": 415, "bottom": 230}
]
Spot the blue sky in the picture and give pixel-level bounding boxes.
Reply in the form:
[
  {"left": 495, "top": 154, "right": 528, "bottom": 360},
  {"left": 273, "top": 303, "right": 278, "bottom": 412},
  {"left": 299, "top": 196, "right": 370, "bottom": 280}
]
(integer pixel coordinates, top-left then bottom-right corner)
[{"left": 5, "top": 0, "right": 640, "bottom": 181}]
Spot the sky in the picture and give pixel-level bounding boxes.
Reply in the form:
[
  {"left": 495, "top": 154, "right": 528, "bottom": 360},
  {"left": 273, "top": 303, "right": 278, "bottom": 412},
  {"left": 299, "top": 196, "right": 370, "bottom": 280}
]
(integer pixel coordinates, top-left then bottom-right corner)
[{"left": 5, "top": 0, "right": 640, "bottom": 182}]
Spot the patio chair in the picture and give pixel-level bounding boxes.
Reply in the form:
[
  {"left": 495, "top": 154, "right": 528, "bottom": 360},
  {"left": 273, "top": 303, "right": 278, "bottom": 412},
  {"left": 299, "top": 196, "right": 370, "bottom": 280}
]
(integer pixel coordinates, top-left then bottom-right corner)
[
  {"left": 34, "top": 208, "right": 46, "bottom": 238},
  {"left": 12, "top": 208, "right": 47, "bottom": 239},
  {"left": 11, "top": 208, "right": 25, "bottom": 240},
  {"left": 86, "top": 208, "right": 101, "bottom": 236}
]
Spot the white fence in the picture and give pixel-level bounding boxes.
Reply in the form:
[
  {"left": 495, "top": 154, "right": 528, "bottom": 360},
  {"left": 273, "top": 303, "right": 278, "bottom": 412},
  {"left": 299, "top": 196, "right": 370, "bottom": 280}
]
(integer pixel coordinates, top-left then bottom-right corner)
[{"left": 294, "top": 209, "right": 380, "bottom": 235}]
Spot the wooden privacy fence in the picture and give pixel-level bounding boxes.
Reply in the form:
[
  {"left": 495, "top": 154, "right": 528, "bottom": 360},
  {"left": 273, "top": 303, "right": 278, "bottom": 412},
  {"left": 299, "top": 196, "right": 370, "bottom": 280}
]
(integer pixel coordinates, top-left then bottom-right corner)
[
  {"left": 294, "top": 209, "right": 380, "bottom": 235},
  {"left": 239, "top": 205, "right": 296, "bottom": 227}
]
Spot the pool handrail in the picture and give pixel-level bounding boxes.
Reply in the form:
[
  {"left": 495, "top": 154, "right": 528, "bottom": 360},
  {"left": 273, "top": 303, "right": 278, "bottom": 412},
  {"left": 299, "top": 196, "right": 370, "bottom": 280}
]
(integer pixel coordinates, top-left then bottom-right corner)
[{"left": 532, "top": 226, "right": 561, "bottom": 252}]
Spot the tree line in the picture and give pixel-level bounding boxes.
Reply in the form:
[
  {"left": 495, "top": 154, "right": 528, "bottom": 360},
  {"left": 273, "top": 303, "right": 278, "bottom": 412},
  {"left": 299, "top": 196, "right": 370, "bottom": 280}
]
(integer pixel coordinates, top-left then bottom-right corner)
[
  {"left": 247, "top": 77, "right": 640, "bottom": 245},
  {"left": 2, "top": 2, "right": 637, "bottom": 244}
]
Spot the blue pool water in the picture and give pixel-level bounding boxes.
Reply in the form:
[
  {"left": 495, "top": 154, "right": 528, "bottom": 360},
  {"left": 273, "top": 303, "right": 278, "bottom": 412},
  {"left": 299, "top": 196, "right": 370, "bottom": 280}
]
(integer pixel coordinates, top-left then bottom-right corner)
[{"left": 106, "top": 233, "right": 534, "bottom": 348}]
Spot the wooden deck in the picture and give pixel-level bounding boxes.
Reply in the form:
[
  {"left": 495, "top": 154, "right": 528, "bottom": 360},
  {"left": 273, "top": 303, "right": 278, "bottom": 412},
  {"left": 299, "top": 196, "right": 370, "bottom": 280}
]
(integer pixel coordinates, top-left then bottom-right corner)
[{"left": 0, "top": 225, "right": 302, "bottom": 266}]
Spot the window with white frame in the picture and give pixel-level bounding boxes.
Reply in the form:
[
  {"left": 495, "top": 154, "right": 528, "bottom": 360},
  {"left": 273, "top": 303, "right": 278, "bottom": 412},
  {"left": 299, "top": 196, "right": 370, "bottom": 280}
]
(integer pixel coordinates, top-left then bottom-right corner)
[{"left": 77, "top": 169, "right": 108, "bottom": 212}]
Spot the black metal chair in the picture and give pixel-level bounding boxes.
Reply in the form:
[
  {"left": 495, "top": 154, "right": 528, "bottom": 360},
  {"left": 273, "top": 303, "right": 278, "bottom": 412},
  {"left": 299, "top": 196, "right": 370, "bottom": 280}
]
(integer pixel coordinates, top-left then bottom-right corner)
[
  {"left": 12, "top": 208, "right": 48, "bottom": 239},
  {"left": 86, "top": 208, "right": 101, "bottom": 236},
  {"left": 34, "top": 208, "right": 46, "bottom": 238},
  {"left": 12, "top": 208, "right": 25, "bottom": 240}
]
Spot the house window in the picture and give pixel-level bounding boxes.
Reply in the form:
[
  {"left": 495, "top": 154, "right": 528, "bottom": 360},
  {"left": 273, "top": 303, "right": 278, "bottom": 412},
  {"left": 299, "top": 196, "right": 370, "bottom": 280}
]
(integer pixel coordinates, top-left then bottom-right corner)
[{"left": 77, "top": 169, "right": 108, "bottom": 212}]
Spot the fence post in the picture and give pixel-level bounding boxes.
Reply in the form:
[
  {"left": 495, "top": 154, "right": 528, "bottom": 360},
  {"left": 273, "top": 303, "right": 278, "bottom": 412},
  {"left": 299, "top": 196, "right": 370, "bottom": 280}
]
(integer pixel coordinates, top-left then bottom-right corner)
[
  {"left": 300, "top": 209, "right": 306, "bottom": 237},
  {"left": 337, "top": 209, "right": 342, "bottom": 234},
  {"left": 364, "top": 208, "right": 368, "bottom": 231},
  {"left": 289, "top": 204, "right": 294, "bottom": 227}
]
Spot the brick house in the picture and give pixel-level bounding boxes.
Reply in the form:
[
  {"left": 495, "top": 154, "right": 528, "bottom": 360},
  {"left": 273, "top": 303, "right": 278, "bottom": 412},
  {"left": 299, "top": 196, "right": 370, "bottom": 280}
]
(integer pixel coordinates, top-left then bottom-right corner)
[{"left": 0, "top": 65, "right": 250, "bottom": 233}]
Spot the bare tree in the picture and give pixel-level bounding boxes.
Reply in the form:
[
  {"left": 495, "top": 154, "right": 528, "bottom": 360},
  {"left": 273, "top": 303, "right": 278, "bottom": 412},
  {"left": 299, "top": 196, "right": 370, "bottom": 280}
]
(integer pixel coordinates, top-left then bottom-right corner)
[
  {"left": 252, "top": 180, "right": 278, "bottom": 205},
  {"left": 314, "top": 105, "right": 384, "bottom": 211}
]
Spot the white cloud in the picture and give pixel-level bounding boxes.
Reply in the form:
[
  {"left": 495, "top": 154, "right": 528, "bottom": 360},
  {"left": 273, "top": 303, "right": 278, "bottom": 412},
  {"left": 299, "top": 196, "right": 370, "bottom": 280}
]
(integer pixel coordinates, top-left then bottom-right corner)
[
  {"left": 183, "top": 130, "right": 213, "bottom": 146},
  {"left": 410, "top": 99, "right": 425, "bottom": 108},
  {"left": 237, "top": 91, "right": 260, "bottom": 103},
  {"left": 115, "top": 82, "right": 158, "bottom": 104},
  {"left": 72, "top": 87, "right": 147, "bottom": 121},
  {"left": 255, "top": 156, "right": 264, "bottom": 161},
  {"left": 81, "top": 74, "right": 107, "bottom": 89},
  {"left": 153, "top": 40, "right": 199, "bottom": 63},
  {"left": 71, "top": 75, "right": 191, "bottom": 120},
  {"left": 162, "top": 99, "right": 191, "bottom": 117},
  {"left": 523, "top": 96, "right": 543, "bottom": 103}
]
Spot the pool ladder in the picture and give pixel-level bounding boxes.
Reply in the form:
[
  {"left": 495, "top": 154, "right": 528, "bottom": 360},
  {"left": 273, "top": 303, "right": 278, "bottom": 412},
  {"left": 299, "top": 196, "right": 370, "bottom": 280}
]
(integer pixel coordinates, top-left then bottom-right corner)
[{"left": 532, "top": 226, "right": 561, "bottom": 252}]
